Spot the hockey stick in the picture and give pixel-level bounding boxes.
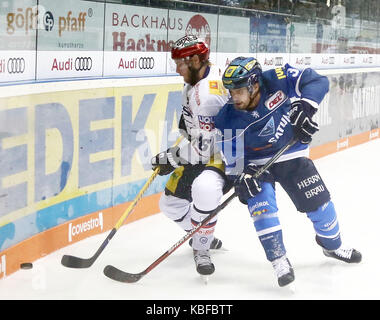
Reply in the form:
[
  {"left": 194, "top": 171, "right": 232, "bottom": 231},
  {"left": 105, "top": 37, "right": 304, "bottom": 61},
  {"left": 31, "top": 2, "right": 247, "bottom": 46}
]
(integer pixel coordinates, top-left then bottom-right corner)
[
  {"left": 61, "top": 136, "right": 183, "bottom": 268},
  {"left": 103, "top": 137, "right": 297, "bottom": 283}
]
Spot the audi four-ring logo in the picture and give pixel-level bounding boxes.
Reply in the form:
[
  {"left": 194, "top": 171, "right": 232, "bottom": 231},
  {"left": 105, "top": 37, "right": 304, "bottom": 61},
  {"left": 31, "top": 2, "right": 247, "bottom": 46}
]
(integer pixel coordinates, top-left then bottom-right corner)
[
  {"left": 7, "top": 58, "right": 25, "bottom": 74},
  {"left": 139, "top": 57, "right": 154, "bottom": 69},
  {"left": 75, "top": 57, "right": 92, "bottom": 71}
]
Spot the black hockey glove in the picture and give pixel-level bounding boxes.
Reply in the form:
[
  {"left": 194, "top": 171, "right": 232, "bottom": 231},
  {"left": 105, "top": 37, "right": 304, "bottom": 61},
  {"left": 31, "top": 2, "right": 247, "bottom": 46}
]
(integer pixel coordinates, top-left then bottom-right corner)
[
  {"left": 151, "top": 146, "right": 188, "bottom": 176},
  {"left": 178, "top": 114, "right": 191, "bottom": 141},
  {"left": 289, "top": 100, "right": 319, "bottom": 144},
  {"left": 234, "top": 164, "right": 263, "bottom": 205}
]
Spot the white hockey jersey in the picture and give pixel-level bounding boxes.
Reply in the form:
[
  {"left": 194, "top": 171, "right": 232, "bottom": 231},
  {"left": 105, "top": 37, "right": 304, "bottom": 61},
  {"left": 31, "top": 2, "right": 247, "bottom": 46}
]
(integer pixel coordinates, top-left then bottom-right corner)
[{"left": 178, "top": 65, "right": 229, "bottom": 164}]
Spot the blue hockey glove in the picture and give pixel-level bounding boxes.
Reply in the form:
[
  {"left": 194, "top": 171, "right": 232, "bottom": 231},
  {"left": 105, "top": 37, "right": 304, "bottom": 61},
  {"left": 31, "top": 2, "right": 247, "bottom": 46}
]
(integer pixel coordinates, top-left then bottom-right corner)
[
  {"left": 289, "top": 100, "right": 319, "bottom": 144},
  {"left": 234, "top": 164, "right": 263, "bottom": 204},
  {"left": 151, "top": 146, "right": 188, "bottom": 176}
]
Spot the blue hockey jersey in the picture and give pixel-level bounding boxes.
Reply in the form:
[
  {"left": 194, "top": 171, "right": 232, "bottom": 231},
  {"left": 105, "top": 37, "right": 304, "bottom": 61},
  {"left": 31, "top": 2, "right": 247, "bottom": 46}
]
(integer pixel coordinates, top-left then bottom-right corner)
[{"left": 215, "top": 63, "right": 329, "bottom": 175}]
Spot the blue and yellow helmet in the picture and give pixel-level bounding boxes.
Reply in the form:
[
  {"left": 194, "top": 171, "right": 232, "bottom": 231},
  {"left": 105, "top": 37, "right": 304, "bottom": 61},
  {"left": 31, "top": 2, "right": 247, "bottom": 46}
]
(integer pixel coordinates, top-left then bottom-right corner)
[{"left": 222, "top": 57, "right": 262, "bottom": 90}]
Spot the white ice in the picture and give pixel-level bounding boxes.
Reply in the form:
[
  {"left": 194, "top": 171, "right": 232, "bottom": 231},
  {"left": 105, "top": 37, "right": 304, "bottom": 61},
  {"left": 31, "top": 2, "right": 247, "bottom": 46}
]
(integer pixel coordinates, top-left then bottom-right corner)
[{"left": 1, "top": 138, "right": 379, "bottom": 300}]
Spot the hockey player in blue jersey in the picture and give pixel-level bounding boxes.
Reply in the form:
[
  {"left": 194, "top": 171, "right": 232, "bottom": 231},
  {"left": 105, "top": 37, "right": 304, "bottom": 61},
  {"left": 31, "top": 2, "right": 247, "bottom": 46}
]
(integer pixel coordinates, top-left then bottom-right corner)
[{"left": 215, "top": 57, "right": 362, "bottom": 287}]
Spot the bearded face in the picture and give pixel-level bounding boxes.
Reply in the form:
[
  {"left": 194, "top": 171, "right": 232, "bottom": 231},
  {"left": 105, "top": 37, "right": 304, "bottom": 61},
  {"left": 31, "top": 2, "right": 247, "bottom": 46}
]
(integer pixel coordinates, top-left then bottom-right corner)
[{"left": 174, "top": 56, "right": 206, "bottom": 86}]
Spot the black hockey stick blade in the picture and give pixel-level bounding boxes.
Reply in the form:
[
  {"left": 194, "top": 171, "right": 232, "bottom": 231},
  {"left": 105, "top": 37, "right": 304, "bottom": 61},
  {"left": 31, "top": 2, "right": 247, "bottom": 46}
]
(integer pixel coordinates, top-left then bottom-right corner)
[
  {"left": 61, "top": 254, "right": 95, "bottom": 269},
  {"left": 103, "top": 265, "right": 145, "bottom": 283},
  {"left": 61, "top": 228, "right": 116, "bottom": 268}
]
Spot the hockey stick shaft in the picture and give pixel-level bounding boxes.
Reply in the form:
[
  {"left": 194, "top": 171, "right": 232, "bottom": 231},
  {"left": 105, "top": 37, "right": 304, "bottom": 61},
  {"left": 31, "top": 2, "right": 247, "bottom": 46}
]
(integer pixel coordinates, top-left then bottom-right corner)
[
  {"left": 103, "top": 137, "right": 297, "bottom": 282},
  {"left": 61, "top": 136, "right": 183, "bottom": 268}
]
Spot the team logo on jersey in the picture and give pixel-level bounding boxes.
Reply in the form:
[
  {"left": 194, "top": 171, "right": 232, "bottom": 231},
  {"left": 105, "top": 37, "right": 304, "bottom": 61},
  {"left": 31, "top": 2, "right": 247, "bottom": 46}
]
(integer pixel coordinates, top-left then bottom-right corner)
[
  {"left": 249, "top": 200, "right": 270, "bottom": 216},
  {"left": 209, "top": 81, "right": 218, "bottom": 89},
  {"left": 275, "top": 67, "right": 286, "bottom": 79},
  {"left": 264, "top": 90, "right": 287, "bottom": 111},
  {"left": 209, "top": 80, "right": 227, "bottom": 95},
  {"left": 259, "top": 116, "right": 275, "bottom": 137},
  {"left": 251, "top": 110, "right": 260, "bottom": 119},
  {"left": 198, "top": 115, "right": 215, "bottom": 131},
  {"left": 268, "top": 113, "right": 291, "bottom": 144}
]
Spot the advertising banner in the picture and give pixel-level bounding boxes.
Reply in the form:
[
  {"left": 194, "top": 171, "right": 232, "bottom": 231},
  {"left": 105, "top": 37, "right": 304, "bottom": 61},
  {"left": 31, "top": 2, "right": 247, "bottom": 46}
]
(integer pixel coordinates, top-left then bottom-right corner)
[
  {"left": 103, "top": 51, "right": 167, "bottom": 77},
  {"left": 288, "top": 53, "right": 378, "bottom": 69},
  {"left": 0, "top": 79, "right": 183, "bottom": 252},
  {"left": 37, "top": 0, "right": 104, "bottom": 51},
  {"left": 0, "top": 50, "right": 36, "bottom": 82},
  {"left": 36, "top": 50, "right": 103, "bottom": 80},
  {"left": 289, "top": 53, "right": 331, "bottom": 69},
  {"left": 0, "top": 0, "right": 37, "bottom": 82},
  {"left": 36, "top": 0, "right": 104, "bottom": 80},
  {"left": 104, "top": 4, "right": 170, "bottom": 53},
  {"left": 256, "top": 53, "right": 288, "bottom": 71},
  {"left": 0, "top": 0, "right": 37, "bottom": 51},
  {"left": 216, "top": 52, "right": 287, "bottom": 73},
  {"left": 104, "top": 4, "right": 218, "bottom": 76},
  {"left": 250, "top": 14, "right": 287, "bottom": 54},
  {"left": 312, "top": 70, "right": 380, "bottom": 149},
  {"left": 104, "top": 4, "right": 168, "bottom": 77}
]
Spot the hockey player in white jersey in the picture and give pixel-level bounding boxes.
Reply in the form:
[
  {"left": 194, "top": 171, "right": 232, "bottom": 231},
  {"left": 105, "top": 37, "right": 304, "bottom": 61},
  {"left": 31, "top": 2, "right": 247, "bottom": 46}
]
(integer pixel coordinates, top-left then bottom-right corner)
[{"left": 151, "top": 35, "right": 230, "bottom": 278}]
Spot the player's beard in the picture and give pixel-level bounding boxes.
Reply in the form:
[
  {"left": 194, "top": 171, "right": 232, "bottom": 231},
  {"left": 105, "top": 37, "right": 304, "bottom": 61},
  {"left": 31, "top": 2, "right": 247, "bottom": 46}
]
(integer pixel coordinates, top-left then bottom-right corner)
[{"left": 187, "top": 65, "right": 201, "bottom": 86}]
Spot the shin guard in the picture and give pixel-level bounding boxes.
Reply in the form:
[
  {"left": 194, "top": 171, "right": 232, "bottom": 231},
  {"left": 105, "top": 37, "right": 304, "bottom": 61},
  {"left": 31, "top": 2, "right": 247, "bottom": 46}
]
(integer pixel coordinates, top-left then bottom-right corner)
[
  {"left": 248, "top": 182, "right": 286, "bottom": 262},
  {"left": 306, "top": 201, "right": 342, "bottom": 250},
  {"left": 190, "top": 205, "right": 217, "bottom": 251}
]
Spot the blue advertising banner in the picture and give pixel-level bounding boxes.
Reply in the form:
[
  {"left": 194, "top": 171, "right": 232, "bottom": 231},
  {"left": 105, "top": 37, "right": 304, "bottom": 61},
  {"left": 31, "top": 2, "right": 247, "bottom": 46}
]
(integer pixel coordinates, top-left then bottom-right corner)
[{"left": 250, "top": 15, "right": 287, "bottom": 53}]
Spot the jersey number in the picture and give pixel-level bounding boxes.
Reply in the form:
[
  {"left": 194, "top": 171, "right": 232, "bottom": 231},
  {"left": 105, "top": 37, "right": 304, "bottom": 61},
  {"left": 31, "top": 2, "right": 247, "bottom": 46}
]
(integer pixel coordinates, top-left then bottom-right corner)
[{"left": 287, "top": 68, "right": 300, "bottom": 78}]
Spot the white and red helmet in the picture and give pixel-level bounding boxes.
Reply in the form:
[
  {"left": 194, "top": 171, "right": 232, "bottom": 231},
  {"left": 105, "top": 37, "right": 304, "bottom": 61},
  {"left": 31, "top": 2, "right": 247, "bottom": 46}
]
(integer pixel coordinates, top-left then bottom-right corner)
[{"left": 171, "top": 35, "right": 209, "bottom": 62}]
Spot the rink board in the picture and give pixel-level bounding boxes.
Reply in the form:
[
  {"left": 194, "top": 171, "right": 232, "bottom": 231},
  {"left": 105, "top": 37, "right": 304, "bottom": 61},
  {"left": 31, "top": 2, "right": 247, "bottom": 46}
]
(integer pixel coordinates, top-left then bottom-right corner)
[{"left": 1, "top": 69, "right": 380, "bottom": 279}]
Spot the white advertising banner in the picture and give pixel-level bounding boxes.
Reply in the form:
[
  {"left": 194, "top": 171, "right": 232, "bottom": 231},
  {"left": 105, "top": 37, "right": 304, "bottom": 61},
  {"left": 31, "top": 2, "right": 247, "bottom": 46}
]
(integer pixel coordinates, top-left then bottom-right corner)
[
  {"left": 36, "top": 51, "right": 103, "bottom": 80},
  {"left": 256, "top": 53, "right": 289, "bottom": 71},
  {"left": 104, "top": 4, "right": 169, "bottom": 53},
  {"left": 104, "top": 4, "right": 219, "bottom": 77},
  {"left": 0, "top": 0, "right": 37, "bottom": 82},
  {"left": 0, "top": 50, "right": 36, "bottom": 83},
  {"left": 289, "top": 53, "right": 378, "bottom": 70},
  {"left": 103, "top": 51, "right": 167, "bottom": 77},
  {"left": 352, "top": 54, "right": 377, "bottom": 68},
  {"left": 289, "top": 53, "right": 334, "bottom": 70},
  {"left": 37, "top": 0, "right": 104, "bottom": 51},
  {"left": 105, "top": 4, "right": 173, "bottom": 77},
  {"left": 0, "top": 0, "right": 37, "bottom": 51},
  {"left": 34, "top": 0, "right": 104, "bottom": 80},
  {"left": 215, "top": 53, "right": 288, "bottom": 73},
  {"left": 1, "top": 0, "right": 380, "bottom": 84}
]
